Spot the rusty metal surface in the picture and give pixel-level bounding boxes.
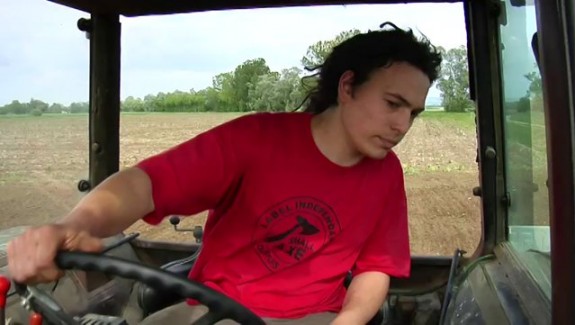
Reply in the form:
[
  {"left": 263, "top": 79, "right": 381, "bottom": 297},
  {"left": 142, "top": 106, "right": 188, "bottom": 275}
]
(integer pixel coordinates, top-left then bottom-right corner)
[
  {"left": 493, "top": 244, "right": 550, "bottom": 324},
  {"left": 443, "top": 253, "right": 530, "bottom": 325},
  {"left": 440, "top": 239, "right": 556, "bottom": 325}
]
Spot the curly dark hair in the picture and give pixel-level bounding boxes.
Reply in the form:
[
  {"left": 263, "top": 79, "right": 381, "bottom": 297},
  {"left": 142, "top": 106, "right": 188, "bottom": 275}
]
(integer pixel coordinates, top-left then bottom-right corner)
[{"left": 300, "top": 22, "right": 442, "bottom": 114}]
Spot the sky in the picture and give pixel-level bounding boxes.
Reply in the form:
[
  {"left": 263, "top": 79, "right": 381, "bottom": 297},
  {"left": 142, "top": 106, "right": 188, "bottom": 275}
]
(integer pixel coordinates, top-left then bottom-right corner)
[{"left": 0, "top": 1, "right": 471, "bottom": 106}]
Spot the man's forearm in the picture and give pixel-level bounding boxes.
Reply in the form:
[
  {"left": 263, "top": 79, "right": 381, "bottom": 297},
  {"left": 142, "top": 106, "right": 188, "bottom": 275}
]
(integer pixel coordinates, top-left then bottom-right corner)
[
  {"left": 56, "top": 167, "right": 155, "bottom": 238},
  {"left": 332, "top": 271, "right": 390, "bottom": 325}
]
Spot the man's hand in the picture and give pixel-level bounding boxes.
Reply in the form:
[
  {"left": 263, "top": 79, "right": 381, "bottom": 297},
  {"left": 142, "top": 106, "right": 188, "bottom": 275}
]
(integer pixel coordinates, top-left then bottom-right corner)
[
  {"left": 330, "top": 271, "right": 390, "bottom": 325},
  {"left": 7, "top": 224, "right": 103, "bottom": 284}
]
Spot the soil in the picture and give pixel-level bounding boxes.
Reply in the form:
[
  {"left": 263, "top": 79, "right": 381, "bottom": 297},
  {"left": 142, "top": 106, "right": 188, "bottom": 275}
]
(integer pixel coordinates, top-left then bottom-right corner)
[{"left": 0, "top": 113, "right": 482, "bottom": 256}]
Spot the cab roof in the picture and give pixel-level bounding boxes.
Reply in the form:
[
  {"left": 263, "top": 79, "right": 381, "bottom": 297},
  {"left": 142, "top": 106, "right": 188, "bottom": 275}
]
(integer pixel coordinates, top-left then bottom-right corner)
[{"left": 47, "top": 0, "right": 458, "bottom": 17}]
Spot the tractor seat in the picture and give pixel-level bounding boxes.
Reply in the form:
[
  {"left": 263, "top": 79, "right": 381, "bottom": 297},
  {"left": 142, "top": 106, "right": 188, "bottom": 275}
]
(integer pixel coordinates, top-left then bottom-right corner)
[{"left": 138, "top": 257, "right": 384, "bottom": 324}]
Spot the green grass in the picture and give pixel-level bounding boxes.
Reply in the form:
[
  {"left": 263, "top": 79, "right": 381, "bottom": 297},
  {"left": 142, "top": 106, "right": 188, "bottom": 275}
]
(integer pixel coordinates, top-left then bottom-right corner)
[
  {"left": 506, "top": 110, "right": 545, "bottom": 127},
  {"left": 504, "top": 105, "right": 548, "bottom": 169},
  {"left": 504, "top": 123, "right": 547, "bottom": 169},
  {"left": 0, "top": 172, "right": 28, "bottom": 184},
  {"left": 419, "top": 110, "right": 476, "bottom": 130},
  {"left": 0, "top": 113, "right": 86, "bottom": 119},
  {"left": 402, "top": 162, "right": 470, "bottom": 176},
  {"left": 119, "top": 111, "right": 244, "bottom": 115},
  {"left": 0, "top": 111, "right": 247, "bottom": 118}
]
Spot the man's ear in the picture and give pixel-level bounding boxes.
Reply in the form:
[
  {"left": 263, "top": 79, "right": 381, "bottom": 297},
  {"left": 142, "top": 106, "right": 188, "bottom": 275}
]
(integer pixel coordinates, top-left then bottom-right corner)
[{"left": 337, "top": 70, "right": 355, "bottom": 104}]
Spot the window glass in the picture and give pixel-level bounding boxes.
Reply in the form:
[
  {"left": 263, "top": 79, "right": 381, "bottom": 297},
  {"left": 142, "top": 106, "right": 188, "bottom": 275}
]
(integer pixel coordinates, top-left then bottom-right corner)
[
  {"left": 500, "top": 0, "right": 550, "bottom": 299},
  {"left": 0, "top": 1, "right": 89, "bottom": 246},
  {"left": 0, "top": 2, "right": 481, "bottom": 258},
  {"left": 119, "top": 3, "right": 482, "bottom": 257}
]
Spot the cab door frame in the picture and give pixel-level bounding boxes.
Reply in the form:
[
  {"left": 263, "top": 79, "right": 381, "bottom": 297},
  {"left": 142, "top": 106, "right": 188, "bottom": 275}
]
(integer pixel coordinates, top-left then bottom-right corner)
[{"left": 534, "top": 0, "right": 575, "bottom": 323}]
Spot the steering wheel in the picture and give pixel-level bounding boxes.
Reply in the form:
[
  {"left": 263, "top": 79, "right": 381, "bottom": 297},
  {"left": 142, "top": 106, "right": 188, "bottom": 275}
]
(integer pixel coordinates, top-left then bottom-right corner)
[{"left": 13, "top": 251, "right": 266, "bottom": 325}]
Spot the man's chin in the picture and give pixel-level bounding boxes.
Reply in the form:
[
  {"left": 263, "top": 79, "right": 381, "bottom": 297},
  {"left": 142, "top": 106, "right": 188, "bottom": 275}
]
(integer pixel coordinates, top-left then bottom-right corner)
[{"left": 364, "top": 148, "right": 390, "bottom": 160}]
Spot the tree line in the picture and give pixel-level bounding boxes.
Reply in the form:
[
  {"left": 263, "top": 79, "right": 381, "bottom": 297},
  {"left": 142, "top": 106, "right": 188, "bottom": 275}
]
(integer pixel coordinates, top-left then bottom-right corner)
[{"left": 0, "top": 29, "right": 541, "bottom": 116}]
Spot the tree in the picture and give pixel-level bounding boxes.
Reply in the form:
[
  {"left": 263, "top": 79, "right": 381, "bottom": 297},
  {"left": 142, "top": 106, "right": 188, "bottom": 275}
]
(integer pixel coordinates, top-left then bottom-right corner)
[
  {"left": 48, "top": 103, "right": 65, "bottom": 113},
  {"left": 122, "top": 96, "right": 145, "bottom": 112},
  {"left": 524, "top": 65, "right": 542, "bottom": 99},
  {"left": 232, "top": 58, "right": 271, "bottom": 111},
  {"left": 212, "top": 72, "right": 235, "bottom": 112},
  {"left": 301, "top": 29, "right": 361, "bottom": 68},
  {"left": 436, "top": 45, "right": 473, "bottom": 112},
  {"left": 69, "top": 102, "right": 89, "bottom": 113},
  {"left": 3, "top": 100, "right": 27, "bottom": 114},
  {"left": 248, "top": 72, "right": 281, "bottom": 112},
  {"left": 296, "top": 29, "right": 362, "bottom": 110},
  {"left": 248, "top": 67, "right": 305, "bottom": 112},
  {"left": 520, "top": 64, "right": 543, "bottom": 112},
  {"left": 29, "top": 99, "right": 49, "bottom": 113}
]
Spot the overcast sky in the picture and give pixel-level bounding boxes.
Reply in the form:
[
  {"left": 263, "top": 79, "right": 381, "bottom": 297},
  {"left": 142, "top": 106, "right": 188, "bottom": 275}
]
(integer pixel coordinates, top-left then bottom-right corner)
[{"left": 0, "top": 1, "right": 471, "bottom": 106}]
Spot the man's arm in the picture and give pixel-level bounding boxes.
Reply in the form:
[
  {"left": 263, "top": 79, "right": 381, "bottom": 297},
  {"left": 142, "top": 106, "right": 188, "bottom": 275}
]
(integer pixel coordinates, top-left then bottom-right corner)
[
  {"left": 331, "top": 272, "right": 390, "bottom": 325},
  {"left": 56, "top": 167, "right": 155, "bottom": 238},
  {"left": 332, "top": 156, "right": 410, "bottom": 324},
  {"left": 56, "top": 114, "right": 256, "bottom": 236}
]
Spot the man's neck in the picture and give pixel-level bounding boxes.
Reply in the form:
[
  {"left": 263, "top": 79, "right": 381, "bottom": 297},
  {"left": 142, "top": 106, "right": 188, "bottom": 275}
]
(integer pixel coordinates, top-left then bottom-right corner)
[{"left": 310, "top": 107, "right": 364, "bottom": 167}]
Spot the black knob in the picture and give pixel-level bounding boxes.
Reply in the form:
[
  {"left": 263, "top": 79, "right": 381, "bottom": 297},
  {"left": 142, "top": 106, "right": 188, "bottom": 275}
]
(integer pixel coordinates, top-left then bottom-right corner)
[
  {"left": 77, "top": 18, "right": 92, "bottom": 32},
  {"left": 169, "top": 216, "right": 181, "bottom": 226},
  {"left": 472, "top": 186, "right": 482, "bottom": 197},
  {"left": 77, "top": 179, "right": 91, "bottom": 192},
  {"left": 193, "top": 226, "right": 203, "bottom": 243}
]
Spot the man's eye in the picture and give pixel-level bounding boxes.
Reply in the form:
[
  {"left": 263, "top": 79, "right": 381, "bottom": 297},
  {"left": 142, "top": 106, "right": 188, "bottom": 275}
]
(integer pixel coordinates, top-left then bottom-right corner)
[{"left": 387, "top": 100, "right": 401, "bottom": 108}]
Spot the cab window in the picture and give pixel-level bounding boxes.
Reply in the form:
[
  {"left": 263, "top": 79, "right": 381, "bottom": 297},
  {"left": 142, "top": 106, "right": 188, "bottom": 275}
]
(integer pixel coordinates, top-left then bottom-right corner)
[
  {"left": 120, "top": 3, "right": 482, "bottom": 258},
  {"left": 1, "top": 2, "right": 482, "bottom": 259},
  {"left": 0, "top": 1, "right": 89, "bottom": 241},
  {"left": 499, "top": 0, "right": 550, "bottom": 299}
]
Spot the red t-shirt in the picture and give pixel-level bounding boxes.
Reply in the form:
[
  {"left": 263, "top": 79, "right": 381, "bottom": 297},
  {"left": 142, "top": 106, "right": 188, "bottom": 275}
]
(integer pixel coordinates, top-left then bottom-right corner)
[{"left": 136, "top": 111, "right": 410, "bottom": 318}]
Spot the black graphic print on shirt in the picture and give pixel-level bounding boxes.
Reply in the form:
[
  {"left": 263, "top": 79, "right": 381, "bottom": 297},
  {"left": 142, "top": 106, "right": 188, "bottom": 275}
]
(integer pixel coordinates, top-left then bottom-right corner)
[{"left": 253, "top": 197, "right": 342, "bottom": 271}]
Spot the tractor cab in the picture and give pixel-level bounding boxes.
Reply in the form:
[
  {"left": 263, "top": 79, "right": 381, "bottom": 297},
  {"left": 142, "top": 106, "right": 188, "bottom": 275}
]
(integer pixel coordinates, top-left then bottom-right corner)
[{"left": 0, "top": 0, "right": 573, "bottom": 324}]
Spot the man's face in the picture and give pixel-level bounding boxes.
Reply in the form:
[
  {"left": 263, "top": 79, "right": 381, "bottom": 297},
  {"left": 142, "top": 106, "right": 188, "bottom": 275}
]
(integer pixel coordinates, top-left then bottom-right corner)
[{"left": 338, "top": 62, "right": 431, "bottom": 159}]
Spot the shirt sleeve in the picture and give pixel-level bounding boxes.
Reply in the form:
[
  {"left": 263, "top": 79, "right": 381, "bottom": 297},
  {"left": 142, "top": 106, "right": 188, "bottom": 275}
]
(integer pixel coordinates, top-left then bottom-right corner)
[
  {"left": 352, "top": 164, "right": 411, "bottom": 279},
  {"left": 135, "top": 114, "right": 255, "bottom": 225}
]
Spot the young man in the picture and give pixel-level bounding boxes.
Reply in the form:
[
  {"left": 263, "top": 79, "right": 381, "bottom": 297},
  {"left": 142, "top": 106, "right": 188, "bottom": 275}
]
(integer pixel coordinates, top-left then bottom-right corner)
[{"left": 7, "top": 22, "right": 442, "bottom": 324}]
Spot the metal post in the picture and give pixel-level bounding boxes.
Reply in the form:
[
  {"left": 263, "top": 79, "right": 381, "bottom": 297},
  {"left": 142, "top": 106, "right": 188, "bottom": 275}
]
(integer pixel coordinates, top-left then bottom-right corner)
[{"left": 87, "top": 14, "right": 121, "bottom": 189}]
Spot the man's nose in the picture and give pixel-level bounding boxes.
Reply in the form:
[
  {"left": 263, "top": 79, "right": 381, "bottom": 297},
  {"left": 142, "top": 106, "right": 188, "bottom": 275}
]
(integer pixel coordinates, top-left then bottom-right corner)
[{"left": 390, "top": 111, "right": 412, "bottom": 134}]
